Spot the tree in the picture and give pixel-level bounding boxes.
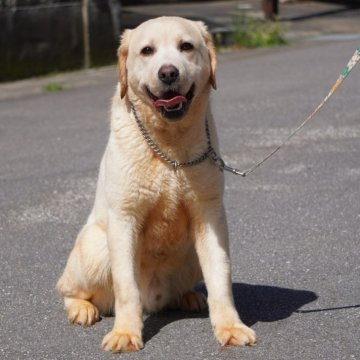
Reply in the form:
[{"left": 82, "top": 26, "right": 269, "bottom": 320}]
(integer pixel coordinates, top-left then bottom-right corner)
[{"left": 262, "top": 0, "right": 279, "bottom": 20}]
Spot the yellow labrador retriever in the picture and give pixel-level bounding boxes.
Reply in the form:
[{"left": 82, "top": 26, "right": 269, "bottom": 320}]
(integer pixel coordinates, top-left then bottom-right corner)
[{"left": 56, "top": 16, "right": 256, "bottom": 353}]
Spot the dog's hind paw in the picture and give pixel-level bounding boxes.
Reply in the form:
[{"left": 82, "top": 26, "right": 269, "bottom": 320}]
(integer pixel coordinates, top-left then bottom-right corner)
[
  {"left": 179, "top": 290, "right": 208, "bottom": 312},
  {"left": 65, "top": 298, "right": 100, "bottom": 327},
  {"left": 101, "top": 330, "right": 143, "bottom": 353}
]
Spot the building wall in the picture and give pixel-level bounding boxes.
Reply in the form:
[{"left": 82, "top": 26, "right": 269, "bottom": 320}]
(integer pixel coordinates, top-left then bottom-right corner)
[{"left": 0, "top": 0, "right": 120, "bottom": 81}]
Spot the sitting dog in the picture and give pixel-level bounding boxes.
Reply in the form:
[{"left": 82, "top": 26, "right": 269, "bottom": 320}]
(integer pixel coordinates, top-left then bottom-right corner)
[{"left": 56, "top": 16, "right": 256, "bottom": 353}]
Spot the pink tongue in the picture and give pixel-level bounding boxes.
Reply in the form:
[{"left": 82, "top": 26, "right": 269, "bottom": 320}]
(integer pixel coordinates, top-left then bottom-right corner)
[{"left": 154, "top": 95, "right": 186, "bottom": 108}]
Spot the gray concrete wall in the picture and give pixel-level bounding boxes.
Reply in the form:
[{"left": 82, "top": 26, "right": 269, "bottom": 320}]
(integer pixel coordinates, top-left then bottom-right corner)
[{"left": 0, "top": 0, "right": 120, "bottom": 81}]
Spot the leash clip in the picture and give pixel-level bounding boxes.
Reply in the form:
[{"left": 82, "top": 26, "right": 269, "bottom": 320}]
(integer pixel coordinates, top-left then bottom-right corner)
[
  {"left": 209, "top": 148, "right": 246, "bottom": 176},
  {"left": 223, "top": 164, "right": 246, "bottom": 177}
]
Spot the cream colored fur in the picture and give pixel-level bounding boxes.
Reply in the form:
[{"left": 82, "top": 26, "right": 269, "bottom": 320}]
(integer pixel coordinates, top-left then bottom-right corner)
[{"left": 56, "top": 16, "right": 256, "bottom": 353}]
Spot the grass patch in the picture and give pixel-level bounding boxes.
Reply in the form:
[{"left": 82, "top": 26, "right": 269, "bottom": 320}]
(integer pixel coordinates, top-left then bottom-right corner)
[
  {"left": 233, "top": 15, "right": 287, "bottom": 48},
  {"left": 43, "top": 82, "right": 64, "bottom": 93}
]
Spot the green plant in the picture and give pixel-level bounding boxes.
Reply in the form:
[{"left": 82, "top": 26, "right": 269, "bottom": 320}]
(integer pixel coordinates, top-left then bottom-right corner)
[
  {"left": 233, "top": 15, "right": 287, "bottom": 48},
  {"left": 43, "top": 82, "right": 64, "bottom": 93}
]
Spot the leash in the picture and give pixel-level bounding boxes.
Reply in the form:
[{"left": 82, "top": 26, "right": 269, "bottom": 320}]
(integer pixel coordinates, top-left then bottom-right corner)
[
  {"left": 131, "top": 46, "right": 360, "bottom": 176},
  {"left": 219, "top": 45, "right": 360, "bottom": 177}
]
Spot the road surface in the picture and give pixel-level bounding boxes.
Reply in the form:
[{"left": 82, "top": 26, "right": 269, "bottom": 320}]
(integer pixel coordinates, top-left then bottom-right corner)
[{"left": 1, "top": 39, "right": 359, "bottom": 360}]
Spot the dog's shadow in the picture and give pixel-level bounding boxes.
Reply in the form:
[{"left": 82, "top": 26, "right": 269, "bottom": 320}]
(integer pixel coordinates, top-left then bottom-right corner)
[{"left": 143, "top": 282, "right": 317, "bottom": 343}]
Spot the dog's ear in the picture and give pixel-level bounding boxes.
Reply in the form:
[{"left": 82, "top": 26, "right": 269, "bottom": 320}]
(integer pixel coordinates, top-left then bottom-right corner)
[
  {"left": 196, "top": 21, "right": 217, "bottom": 90},
  {"left": 117, "top": 29, "right": 131, "bottom": 99}
]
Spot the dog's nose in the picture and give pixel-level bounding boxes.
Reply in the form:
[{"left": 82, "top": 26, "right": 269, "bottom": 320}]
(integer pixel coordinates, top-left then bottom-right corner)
[{"left": 158, "top": 65, "right": 179, "bottom": 85}]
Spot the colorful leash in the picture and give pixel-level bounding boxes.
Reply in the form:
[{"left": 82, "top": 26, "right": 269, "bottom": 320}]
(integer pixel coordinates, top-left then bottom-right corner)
[{"left": 219, "top": 46, "right": 360, "bottom": 177}]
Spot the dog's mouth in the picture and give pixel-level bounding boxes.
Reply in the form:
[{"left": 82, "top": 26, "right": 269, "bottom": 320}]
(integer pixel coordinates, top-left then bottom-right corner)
[{"left": 146, "top": 85, "right": 195, "bottom": 120}]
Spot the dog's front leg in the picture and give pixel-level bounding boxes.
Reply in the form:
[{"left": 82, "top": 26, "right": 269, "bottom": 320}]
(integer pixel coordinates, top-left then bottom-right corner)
[
  {"left": 101, "top": 210, "right": 143, "bottom": 353},
  {"left": 194, "top": 202, "right": 256, "bottom": 347}
]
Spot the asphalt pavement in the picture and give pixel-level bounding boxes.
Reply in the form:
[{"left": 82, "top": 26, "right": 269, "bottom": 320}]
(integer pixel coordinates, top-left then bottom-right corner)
[{"left": 1, "top": 38, "right": 360, "bottom": 360}]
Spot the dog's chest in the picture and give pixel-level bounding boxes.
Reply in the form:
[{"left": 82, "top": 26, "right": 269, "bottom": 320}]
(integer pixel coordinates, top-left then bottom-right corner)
[
  {"left": 139, "top": 174, "right": 193, "bottom": 259},
  {"left": 142, "top": 198, "right": 190, "bottom": 253}
]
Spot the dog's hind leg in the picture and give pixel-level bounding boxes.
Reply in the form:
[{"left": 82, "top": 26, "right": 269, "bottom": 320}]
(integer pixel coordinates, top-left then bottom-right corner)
[
  {"left": 56, "top": 222, "right": 113, "bottom": 327},
  {"left": 167, "top": 247, "right": 208, "bottom": 312}
]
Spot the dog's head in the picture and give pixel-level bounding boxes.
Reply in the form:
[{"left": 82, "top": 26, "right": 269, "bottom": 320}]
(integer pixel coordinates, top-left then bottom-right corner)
[{"left": 118, "top": 17, "right": 217, "bottom": 121}]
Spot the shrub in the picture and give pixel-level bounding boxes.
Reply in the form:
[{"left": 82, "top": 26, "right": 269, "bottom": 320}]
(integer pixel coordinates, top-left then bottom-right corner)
[{"left": 233, "top": 15, "right": 287, "bottom": 48}]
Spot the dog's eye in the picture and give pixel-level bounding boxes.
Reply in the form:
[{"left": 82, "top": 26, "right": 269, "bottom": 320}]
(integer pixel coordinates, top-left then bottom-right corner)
[
  {"left": 180, "top": 42, "right": 194, "bottom": 52},
  {"left": 141, "top": 46, "right": 154, "bottom": 56}
]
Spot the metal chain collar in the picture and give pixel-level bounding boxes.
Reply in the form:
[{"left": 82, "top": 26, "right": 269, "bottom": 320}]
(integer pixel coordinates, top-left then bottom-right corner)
[{"left": 130, "top": 102, "right": 226, "bottom": 172}]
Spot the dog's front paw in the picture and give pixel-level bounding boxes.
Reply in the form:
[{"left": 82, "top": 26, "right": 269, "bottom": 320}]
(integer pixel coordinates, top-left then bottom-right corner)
[
  {"left": 101, "top": 330, "right": 143, "bottom": 353},
  {"left": 215, "top": 323, "right": 256, "bottom": 347}
]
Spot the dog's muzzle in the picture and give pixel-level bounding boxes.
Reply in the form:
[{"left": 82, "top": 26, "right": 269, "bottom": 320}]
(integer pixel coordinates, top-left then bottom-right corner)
[{"left": 146, "top": 84, "right": 195, "bottom": 121}]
